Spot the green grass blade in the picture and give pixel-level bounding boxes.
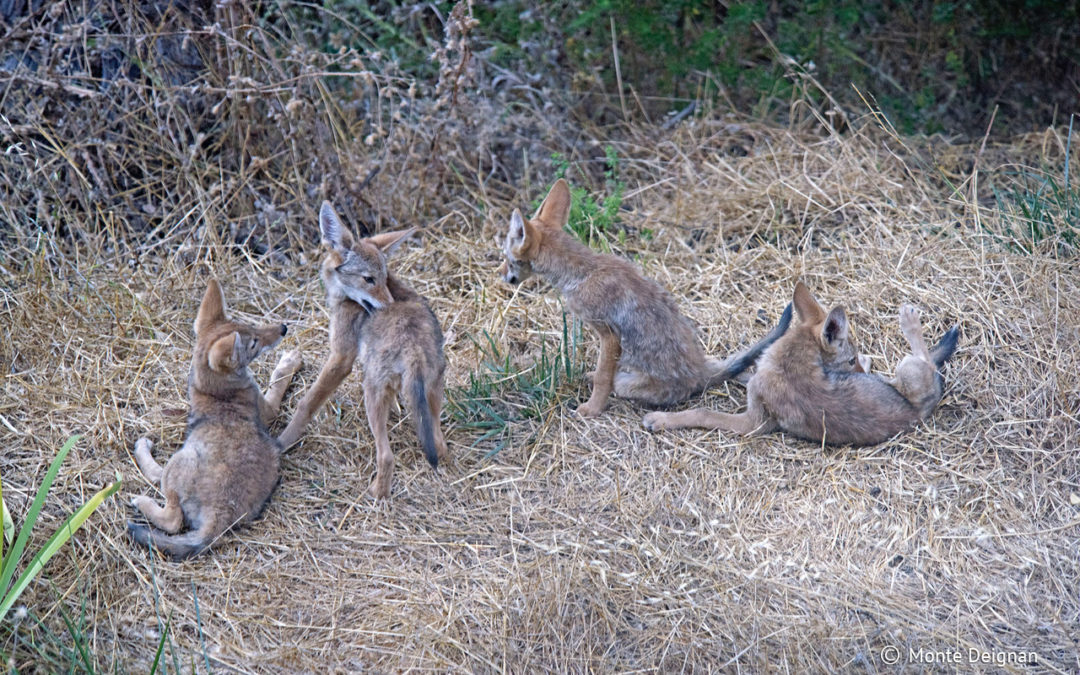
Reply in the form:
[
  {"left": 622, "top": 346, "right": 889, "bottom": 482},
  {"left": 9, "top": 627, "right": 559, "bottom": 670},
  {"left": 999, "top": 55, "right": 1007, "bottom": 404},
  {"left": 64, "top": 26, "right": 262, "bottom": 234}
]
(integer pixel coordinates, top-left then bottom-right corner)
[
  {"left": 0, "top": 472, "right": 121, "bottom": 623},
  {"left": 0, "top": 435, "right": 80, "bottom": 599},
  {"left": 148, "top": 615, "right": 172, "bottom": 675}
]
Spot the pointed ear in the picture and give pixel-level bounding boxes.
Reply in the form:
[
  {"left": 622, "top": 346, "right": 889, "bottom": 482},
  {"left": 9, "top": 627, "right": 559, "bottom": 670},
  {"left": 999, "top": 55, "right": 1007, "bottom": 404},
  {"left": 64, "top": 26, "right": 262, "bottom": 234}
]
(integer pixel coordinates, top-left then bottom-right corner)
[
  {"left": 507, "top": 209, "right": 536, "bottom": 254},
  {"left": 792, "top": 281, "right": 826, "bottom": 324},
  {"left": 533, "top": 178, "right": 571, "bottom": 229},
  {"left": 208, "top": 332, "right": 239, "bottom": 373},
  {"left": 195, "top": 279, "right": 227, "bottom": 336},
  {"left": 320, "top": 201, "right": 355, "bottom": 250},
  {"left": 822, "top": 306, "right": 849, "bottom": 345},
  {"left": 366, "top": 227, "right": 416, "bottom": 256}
]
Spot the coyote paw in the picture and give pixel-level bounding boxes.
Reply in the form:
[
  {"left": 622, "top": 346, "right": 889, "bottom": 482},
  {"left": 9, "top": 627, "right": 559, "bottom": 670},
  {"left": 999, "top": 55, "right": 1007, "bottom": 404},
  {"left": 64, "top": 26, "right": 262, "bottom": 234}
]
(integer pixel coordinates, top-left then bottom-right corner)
[
  {"left": 274, "top": 349, "right": 303, "bottom": 376},
  {"left": 131, "top": 495, "right": 155, "bottom": 513},
  {"left": 642, "top": 412, "right": 666, "bottom": 431},
  {"left": 576, "top": 400, "right": 605, "bottom": 418},
  {"left": 134, "top": 437, "right": 153, "bottom": 454},
  {"left": 367, "top": 479, "right": 391, "bottom": 501},
  {"left": 899, "top": 304, "right": 922, "bottom": 335}
]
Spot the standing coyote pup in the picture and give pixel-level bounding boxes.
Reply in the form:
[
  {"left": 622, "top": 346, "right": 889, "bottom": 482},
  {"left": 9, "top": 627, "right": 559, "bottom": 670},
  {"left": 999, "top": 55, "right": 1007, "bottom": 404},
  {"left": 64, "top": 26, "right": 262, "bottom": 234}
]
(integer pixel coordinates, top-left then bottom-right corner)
[
  {"left": 643, "top": 282, "right": 960, "bottom": 446},
  {"left": 128, "top": 279, "right": 302, "bottom": 559},
  {"left": 499, "top": 179, "right": 790, "bottom": 417},
  {"left": 277, "top": 202, "right": 447, "bottom": 500}
]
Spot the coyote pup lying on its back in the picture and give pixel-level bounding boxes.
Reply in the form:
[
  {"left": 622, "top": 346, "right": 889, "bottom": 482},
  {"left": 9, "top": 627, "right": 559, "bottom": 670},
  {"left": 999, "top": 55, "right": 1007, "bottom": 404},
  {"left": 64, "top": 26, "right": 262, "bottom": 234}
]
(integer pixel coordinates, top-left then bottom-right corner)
[
  {"left": 278, "top": 202, "right": 447, "bottom": 500},
  {"left": 643, "top": 282, "right": 960, "bottom": 446},
  {"left": 128, "top": 279, "right": 302, "bottom": 559},
  {"left": 499, "top": 179, "right": 790, "bottom": 417}
]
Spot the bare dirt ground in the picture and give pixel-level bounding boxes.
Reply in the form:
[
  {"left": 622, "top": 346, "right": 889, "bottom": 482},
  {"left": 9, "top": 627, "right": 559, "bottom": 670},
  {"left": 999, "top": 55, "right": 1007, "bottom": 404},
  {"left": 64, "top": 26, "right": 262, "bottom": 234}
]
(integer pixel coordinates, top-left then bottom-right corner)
[{"left": 1, "top": 115, "right": 1077, "bottom": 672}]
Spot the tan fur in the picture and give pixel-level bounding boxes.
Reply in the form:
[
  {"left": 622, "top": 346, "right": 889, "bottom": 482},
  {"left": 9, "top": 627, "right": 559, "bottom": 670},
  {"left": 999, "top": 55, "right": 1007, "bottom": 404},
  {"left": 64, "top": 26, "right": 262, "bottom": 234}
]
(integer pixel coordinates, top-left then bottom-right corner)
[
  {"left": 127, "top": 279, "right": 302, "bottom": 559},
  {"left": 278, "top": 201, "right": 446, "bottom": 500},
  {"left": 643, "top": 282, "right": 960, "bottom": 446},
  {"left": 499, "top": 179, "right": 788, "bottom": 416}
]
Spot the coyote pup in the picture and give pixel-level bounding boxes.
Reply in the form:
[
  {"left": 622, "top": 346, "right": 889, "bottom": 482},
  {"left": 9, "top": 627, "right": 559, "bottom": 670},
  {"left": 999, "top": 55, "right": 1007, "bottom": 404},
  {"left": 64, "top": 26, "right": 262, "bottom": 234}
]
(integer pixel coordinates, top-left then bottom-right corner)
[
  {"left": 278, "top": 202, "right": 447, "bottom": 500},
  {"left": 128, "top": 279, "right": 302, "bottom": 559},
  {"left": 643, "top": 282, "right": 960, "bottom": 446},
  {"left": 499, "top": 178, "right": 790, "bottom": 417}
]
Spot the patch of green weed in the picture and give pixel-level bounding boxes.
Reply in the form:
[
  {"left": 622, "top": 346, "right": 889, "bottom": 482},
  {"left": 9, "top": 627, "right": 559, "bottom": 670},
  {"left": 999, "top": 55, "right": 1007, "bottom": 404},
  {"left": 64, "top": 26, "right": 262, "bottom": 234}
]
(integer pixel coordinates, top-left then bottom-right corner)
[{"left": 448, "top": 314, "right": 584, "bottom": 456}]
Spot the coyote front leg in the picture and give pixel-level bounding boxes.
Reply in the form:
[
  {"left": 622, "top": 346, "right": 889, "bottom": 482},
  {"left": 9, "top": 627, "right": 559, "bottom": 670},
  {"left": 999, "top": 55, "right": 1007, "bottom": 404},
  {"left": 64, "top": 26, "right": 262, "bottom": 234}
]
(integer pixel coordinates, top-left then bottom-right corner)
[
  {"left": 258, "top": 350, "right": 304, "bottom": 425},
  {"left": 577, "top": 325, "right": 621, "bottom": 418},
  {"left": 278, "top": 344, "right": 357, "bottom": 449}
]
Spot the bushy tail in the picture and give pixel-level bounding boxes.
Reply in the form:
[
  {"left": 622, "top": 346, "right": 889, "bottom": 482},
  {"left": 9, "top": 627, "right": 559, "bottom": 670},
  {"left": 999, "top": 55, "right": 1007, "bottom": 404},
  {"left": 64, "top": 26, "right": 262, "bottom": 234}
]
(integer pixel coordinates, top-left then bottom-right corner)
[
  {"left": 127, "top": 522, "right": 209, "bottom": 560},
  {"left": 408, "top": 375, "right": 439, "bottom": 469},
  {"left": 705, "top": 302, "right": 794, "bottom": 386},
  {"left": 930, "top": 325, "right": 961, "bottom": 368}
]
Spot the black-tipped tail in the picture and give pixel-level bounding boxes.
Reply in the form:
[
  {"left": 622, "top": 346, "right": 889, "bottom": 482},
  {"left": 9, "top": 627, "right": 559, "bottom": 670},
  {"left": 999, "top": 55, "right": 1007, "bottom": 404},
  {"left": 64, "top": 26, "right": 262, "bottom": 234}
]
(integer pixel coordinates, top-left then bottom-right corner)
[
  {"left": 409, "top": 376, "right": 439, "bottom": 469},
  {"left": 706, "top": 302, "right": 793, "bottom": 385},
  {"left": 127, "top": 522, "right": 207, "bottom": 560},
  {"left": 930, "top": 325, "right": 961, "bottom": 368}
]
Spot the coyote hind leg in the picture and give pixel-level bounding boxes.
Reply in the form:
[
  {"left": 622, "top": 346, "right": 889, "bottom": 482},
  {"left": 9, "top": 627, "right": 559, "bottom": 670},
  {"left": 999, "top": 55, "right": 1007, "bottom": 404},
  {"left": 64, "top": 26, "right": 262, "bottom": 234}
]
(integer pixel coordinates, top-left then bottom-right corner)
[
  {"left": 642, "top": 394, "right": 777, "bottom": 435},
  {"left": 365, "top": 384, "right": 395, "bottom": 500},
  {"left": 133, "top": 438, "right": 163, "bottom": 483},
  {"left": 132, "top": 489, "right": 184, "bottom": 534},
  {"left": 890, "top": 305, "right": 943, "bottom": 416}
]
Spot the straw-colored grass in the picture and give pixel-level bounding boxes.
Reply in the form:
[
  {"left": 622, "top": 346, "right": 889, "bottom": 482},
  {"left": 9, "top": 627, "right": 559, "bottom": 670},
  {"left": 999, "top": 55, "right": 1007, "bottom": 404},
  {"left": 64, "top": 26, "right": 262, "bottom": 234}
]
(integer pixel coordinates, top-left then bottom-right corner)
[{"left": 1, "top": 109, "right": 1077, "bottom": 671}]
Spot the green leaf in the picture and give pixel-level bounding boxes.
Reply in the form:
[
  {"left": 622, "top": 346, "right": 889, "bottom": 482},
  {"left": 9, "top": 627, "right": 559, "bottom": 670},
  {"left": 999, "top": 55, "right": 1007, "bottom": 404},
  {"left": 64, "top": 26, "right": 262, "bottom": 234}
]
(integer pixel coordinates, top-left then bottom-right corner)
[
  {"left": 0, "top": 457, "right": 121, "bottom": 623},
  {"left": 0, "top": 435, "right": 80, "bottom": 600}
]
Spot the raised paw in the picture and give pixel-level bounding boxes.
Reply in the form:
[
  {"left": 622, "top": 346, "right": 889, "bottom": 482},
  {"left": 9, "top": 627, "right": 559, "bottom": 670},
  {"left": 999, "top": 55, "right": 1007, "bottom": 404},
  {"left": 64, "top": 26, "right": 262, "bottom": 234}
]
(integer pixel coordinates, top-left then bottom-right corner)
[
  {"left": 642, "top": 411, "right": 667, "bottom": 431},
  {"left": 134, "top": 437, "right": 153, "bottom": 455},
  {"left": 274, "top": 349, "right": 303, "bottom": 377},
  {"left": 899, "top": 304, "right": 922, "bottom": 336}
]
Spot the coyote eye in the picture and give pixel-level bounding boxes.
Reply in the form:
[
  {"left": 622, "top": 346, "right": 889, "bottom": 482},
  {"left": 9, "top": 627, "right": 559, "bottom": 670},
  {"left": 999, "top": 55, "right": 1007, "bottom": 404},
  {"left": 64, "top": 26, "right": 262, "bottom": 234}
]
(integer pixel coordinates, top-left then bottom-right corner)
[
  {"left": 849, "top": 357, "right": 857, "bottom": 366},
  {"left": 363, "top": 276, "right": 375, "bottom": 284}
]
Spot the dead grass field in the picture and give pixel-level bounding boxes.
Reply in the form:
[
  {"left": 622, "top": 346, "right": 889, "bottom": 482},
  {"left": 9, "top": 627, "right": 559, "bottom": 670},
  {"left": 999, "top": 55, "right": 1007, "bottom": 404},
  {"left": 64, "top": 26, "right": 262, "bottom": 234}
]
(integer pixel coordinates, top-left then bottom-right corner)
[{"left": 1, "top": 117, "right": 1078, "bottom": 672}]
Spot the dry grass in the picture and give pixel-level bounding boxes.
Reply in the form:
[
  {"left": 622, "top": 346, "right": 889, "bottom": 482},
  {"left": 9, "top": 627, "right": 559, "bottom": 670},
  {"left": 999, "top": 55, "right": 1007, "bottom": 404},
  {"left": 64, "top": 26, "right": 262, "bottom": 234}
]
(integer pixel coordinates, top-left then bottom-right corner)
[{"left": 1, "top": 110, "right": 1078, "bottom": 672}]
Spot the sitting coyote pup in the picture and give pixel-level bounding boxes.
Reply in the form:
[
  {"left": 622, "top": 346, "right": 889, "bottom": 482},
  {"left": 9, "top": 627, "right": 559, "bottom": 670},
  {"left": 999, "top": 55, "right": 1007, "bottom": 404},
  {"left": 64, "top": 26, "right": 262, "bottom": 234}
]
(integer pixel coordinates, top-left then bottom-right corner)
[
  {"left": 277, "top": 202, "right": 447, "bottom": 500},
  {"left": 128, "top": 279, "right": 302, "bottom": 559},
  {"left": 643, "top": 282, "right": 960, "bottom": 446},
  {"left": 499, "top": 179, "right": 790, "bottom": 417}
]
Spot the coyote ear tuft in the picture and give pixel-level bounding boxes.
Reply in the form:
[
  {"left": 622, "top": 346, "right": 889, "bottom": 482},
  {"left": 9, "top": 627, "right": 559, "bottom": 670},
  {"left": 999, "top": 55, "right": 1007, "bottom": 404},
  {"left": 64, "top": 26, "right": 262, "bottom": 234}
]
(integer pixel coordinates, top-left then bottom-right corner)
[
  {"left": 320, "top": 201, "right": 355, "bottom": 250},
  {"left": 367, "top": 227, "right": 416, "bottom": 256},
  {"left": 208, "top": 331, "right": 240, "bottom": 373},
  {"left": 792, "top": 281, "right": 826, "bottom": 324},
  {"left": 195, "top": 279, "right": 227, "bottom": 336},
  {"left": 533, "top": 178, "right": 571, "bottom": 229},
  {"left": 822, "top": 306, "right": 849, "bottom": 345}
]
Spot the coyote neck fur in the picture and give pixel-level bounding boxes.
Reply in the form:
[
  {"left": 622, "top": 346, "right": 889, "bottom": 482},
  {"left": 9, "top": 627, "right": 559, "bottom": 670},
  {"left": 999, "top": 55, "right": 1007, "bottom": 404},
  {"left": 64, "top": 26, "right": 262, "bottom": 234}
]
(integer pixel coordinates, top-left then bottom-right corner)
[{"left": 532, "top": 228, "right": 598, "bottom": 294}]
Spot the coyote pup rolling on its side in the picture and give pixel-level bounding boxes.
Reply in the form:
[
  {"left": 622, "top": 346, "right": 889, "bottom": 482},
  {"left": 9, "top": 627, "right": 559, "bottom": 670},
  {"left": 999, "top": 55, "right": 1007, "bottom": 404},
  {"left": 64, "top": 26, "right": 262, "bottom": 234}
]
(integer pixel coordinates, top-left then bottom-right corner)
[
  {"left": 499, "top": 179, "right": 791, "bottom": 417},
  {"left": 643, "top": 282, "right": 960, "bottom": 446},
  {"left": 277, "top": 202, "right": 447, "bottom": 500},
  {"left": 128, "top": 279, "right": 302, "bottom": 559}
]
